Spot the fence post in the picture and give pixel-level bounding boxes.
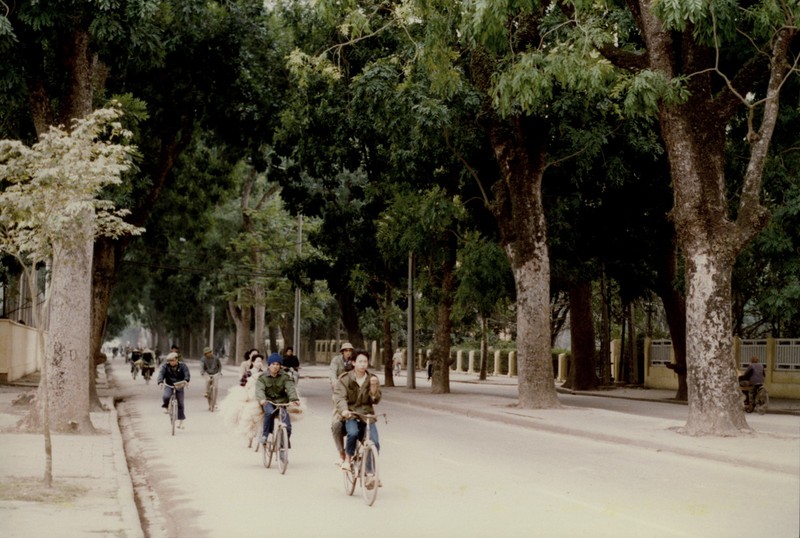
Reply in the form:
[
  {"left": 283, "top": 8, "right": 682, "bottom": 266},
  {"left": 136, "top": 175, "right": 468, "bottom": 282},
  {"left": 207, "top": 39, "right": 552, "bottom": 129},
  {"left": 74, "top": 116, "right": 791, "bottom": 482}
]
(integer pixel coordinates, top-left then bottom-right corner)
[{"left": 493, "top": 350, "right": 502, "bottom": 376}]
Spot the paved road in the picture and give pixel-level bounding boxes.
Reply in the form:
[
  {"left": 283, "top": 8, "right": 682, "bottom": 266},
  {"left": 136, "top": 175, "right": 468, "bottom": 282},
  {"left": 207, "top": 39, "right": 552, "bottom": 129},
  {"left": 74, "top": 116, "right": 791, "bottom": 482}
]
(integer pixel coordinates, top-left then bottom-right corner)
[{"left": 115, "top": 363, "right": 799, "bottom": 538}]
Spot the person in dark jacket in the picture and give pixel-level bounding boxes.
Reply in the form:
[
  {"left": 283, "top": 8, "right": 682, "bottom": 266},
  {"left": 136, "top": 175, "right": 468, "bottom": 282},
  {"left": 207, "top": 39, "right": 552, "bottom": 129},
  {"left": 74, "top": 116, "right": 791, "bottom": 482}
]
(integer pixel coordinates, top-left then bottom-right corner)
[
  {"left": 738, "top": 356, "right": 765, "bottom": 407},
  {"left": 157, "top": 352, "right": 191, "bottom": 428},
  {"left": 255, "top": 353, "right": 300, "bottom": 444}
]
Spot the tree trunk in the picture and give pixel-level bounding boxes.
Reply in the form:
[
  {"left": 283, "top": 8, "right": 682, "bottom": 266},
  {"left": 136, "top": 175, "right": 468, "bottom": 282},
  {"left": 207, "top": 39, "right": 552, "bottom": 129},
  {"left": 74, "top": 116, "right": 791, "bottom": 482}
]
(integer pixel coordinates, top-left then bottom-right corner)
[
  {"left": 599, "top": 269, "right": 612, "bottom": 385},
  {"left": 565, "top": 280, "right": 598, "bottom": 390},
  {"left": 632, "top": 0, "right": 795, "bottom": 436},
  {"left": 654, "top": 233, "right": 688, "bottom": 400},
  {"left": 36, "top": 214, "right": 96, "bottom": 433},
  {"left": 23, "top": 26, "right": 96, "bottom": 435},
  {"left": 382, "top": 287, "right": 395, "bottom": 387},
  {"left": 228, "top": 300, "right": 253, "bottom": 365},
  {"left": 336, "top": 292, "right": 364, "bottom": 348},
  {"left": 488, "top": 116, "right": 559, "bottom": 408},
  {"left": 479, "top": 315, "right": 488, "bottom": 381},
  {"left": 430, "top": 253, "right": 456, "bottom": 394}
]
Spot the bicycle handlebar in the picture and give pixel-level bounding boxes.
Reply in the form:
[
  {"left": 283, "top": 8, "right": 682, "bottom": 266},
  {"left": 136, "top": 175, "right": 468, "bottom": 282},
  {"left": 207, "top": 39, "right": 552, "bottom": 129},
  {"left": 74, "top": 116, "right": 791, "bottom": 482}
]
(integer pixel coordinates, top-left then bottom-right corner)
[
  {"left": 347, "top": 411, "right": 388, "bottom": 424},
  {"left": 165, "top": 380, "right": 188, "bottom": 389},
  {"left": 264, "top": 401, "right": 294, "bottom": 407}
]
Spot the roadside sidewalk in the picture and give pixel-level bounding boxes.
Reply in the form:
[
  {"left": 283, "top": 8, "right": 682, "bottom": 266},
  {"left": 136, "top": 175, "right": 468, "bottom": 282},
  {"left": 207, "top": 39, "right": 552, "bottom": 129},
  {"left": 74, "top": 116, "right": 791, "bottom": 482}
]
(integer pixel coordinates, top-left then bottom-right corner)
[{"left": 0, "top": 364, "right": 143, "bottom": 538}]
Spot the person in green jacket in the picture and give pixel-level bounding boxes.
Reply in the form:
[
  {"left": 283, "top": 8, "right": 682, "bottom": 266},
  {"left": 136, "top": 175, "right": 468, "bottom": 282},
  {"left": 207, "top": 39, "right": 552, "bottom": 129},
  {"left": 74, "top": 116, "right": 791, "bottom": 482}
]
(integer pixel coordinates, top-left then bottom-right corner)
[
  {"left": 334, "top": 349, "right": 381, "bottom": 471},
  {"left": 256, "top": 353, "right": 299, "bottom": 444}
]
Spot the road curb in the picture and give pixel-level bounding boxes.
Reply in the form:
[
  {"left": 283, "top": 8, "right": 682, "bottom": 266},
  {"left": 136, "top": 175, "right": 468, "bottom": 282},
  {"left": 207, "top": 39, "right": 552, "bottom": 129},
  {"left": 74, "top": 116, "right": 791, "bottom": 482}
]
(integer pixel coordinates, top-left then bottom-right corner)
[{"left": 104, "top": 366, "right": 145, "bottom": 538}]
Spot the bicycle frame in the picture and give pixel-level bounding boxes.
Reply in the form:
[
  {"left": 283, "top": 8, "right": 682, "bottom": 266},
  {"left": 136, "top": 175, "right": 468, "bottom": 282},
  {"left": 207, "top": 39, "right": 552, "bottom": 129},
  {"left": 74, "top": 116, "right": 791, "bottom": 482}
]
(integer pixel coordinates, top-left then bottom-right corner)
[
  {"left": 207, "top": 373, "right": 221, "bottom": 411},
  {"left": 167, "top": 380, "right": 187, "bottom": 436},
  {"left": 342, "top": 412, "right": 386, "bottom": 506},
  {"left": 262, "top": 402, "right": 291, "bottom": 474}
]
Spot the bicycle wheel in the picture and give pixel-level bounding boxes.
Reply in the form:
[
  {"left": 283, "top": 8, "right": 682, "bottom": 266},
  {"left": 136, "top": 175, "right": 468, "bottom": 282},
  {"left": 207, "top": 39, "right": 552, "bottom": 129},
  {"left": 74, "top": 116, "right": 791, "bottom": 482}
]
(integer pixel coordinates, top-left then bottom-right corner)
[
  {"left": 209, "top": 380, "right": 217, "bottom": 412},
  {"left": 277, "top": 426, "right": 289, "bottom": 474},
  {"left": 169, "top": 397, "right": 177, "bottom": 436},
  {"left": 360, "top": 443, "right": 379, "bottom": 506},
  {"left": 343, "top": 452, "right": 357, "bottom": 496},
  {"left": 264, "top": 435, "right": 275, "bottom": 468},
  {"left": 756, "top": 389, "right": 769, "bottom": 415}
]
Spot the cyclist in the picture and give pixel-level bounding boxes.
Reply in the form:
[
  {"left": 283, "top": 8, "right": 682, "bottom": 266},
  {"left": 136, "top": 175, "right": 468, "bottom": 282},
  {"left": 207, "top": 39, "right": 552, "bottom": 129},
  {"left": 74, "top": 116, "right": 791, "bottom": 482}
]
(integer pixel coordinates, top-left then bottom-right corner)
[
  {"left": 329, "top": 343, "right": 355, "bottom": 463},
  {"left": 200, "top": 346, "right": 222, "bottom": 398},
  {"left": 255, "top": 353, "right": 300, "bottom": 445},
  {"left": 334, "top": 349, "right": 381, "bottom": 473},
  {"left": 158, "top": 352, "right": 191, "bottom": 429},
  {"left": 738, "top": 356, "right": 765, "bottom": 408},
  {"left": 140, "top": 348, "right": 157, "bottom": 380}
]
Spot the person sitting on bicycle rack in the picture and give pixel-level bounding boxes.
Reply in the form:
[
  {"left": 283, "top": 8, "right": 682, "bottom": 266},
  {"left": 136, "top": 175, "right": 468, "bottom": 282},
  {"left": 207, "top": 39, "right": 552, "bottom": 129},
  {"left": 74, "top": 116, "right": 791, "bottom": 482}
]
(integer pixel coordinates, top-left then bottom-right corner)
[
  {"left": 282, "top": 346, "right": 300, "bottom": 383},
  {"left": 158, "top": 352, "right": 191, "bottom": 427},
  {"left": 738, "top": 355, "right": 765, "bottom": 407},
  {"left": 334, "top": 349, "right": 381, "bottom": 472},
  {"left": 201, "top": 346, "right": 222, "bottom": 397},
  {"left": 255, "top": 353, "right": 300, "bottom": 445}
]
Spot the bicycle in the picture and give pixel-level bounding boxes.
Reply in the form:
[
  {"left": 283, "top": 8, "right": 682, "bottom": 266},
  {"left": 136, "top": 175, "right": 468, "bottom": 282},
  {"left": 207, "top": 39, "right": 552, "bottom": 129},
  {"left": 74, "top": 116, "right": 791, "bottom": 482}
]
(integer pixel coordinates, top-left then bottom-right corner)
[
  {"left": 741, "top": 383, "right": 769, "bottom": 415},
  {"left": 205, "top": 372, "right": 221, "bottom": 412},
  {"left": 166, "top": 380, "right": 188, "bottom": 436},
  {"left": 260, "top": 402, "right": 291, "bottom": 474},
  {"left": 342, "top": 412, "right": 386, "bottom": 506}
]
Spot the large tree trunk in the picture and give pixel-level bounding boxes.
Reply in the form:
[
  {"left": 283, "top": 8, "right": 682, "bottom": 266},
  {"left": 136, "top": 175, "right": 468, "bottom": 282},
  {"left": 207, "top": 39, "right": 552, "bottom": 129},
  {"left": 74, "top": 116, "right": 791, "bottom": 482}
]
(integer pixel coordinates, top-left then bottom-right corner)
[
  {"left": 490, "top": 117, "right": 558, "bottom": 408},
  {"left": 632, "top": 1, "right": 795, "bottom": 435},
  {"left": 24, "top": 27, "right": 96, "bottom": 434},
  {"left": 382, "top": 287, "right": 395, "bottom": 387},
  {"left": 564, "top": 280, "right": 598, "bottom": 390},
  {"left": 471, "top": 45, "right": 559, "bottom": 409},
  {"left": 32, "top": 214, "right": 96, "bottom": 434}
]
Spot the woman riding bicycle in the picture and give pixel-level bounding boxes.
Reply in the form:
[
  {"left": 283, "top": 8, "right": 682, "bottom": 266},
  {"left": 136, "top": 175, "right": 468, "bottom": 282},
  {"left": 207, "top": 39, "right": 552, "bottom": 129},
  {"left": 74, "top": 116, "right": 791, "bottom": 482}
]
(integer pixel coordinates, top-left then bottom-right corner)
[
  {"left": 334, "top": 350, "right": 381, "bottom": 472},
  {"left": 158, "top": 352, "right": 191, "bottom": 428}
]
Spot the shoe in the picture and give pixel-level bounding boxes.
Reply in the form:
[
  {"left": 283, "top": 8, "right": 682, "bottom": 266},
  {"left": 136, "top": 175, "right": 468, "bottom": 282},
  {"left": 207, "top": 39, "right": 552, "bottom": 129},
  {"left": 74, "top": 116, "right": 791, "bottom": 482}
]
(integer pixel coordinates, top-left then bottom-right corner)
[
  {"left": 259, "top": 436, "right": 267, "bottom": 445},
  {"left": 378, "top": 480, "right": 383, "bottom": 488},
  {"left": 204, "top": 392, "right": 208, "bottom": 398},
  {"left": 162, "top": 408, "right": 168, "bottom": 414},
  {"left": 177, "top": 421, "right": 184, "bottom": 429},
  {"left": 340, "top": 461, "right": 351, "bottom": 472},
  {"left": 339, "top": 451, "right": 346, "bottom": 462},
  {"left": 365, "top": 476, "right": 375, "bottom": 490}
]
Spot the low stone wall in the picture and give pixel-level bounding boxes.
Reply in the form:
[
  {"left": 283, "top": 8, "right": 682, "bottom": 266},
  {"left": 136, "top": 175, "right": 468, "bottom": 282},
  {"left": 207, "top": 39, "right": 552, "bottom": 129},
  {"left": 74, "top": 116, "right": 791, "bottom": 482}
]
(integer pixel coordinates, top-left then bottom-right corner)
[{"left": 0, "top": 319, "right": 41, "bottom": 383}]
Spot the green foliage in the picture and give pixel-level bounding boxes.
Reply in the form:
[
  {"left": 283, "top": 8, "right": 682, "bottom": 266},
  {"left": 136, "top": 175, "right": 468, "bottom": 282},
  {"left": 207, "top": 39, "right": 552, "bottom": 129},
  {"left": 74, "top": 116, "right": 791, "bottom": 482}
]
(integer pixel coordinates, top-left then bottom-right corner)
[{"left": 0, "top": 105, "right": 143, "bottom": 263}]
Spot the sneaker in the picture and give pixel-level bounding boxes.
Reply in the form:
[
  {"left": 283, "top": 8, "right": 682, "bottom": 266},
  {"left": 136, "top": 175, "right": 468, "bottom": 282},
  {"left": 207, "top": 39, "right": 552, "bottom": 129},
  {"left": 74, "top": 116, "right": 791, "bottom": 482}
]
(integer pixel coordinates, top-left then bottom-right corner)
[
  {"left": 340, "top": 461, "right": 351, "bottom": 472},
  {"left": 259, "top": 436, "right": 268, "bottom": 445}
]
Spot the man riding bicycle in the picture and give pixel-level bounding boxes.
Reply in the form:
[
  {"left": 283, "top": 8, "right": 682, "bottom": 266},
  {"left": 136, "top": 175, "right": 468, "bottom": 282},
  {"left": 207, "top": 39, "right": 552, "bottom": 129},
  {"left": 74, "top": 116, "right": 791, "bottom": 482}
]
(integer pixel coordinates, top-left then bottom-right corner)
[
  {"left": 334, "top": 349, "right": 381, "bottom": 473},
  {"left": 158, "top": 352, "right": 191, "bottom": 429},
  {"left": 738, "top": 356, "right": 765, "bottom": 408},
  {"left": 200, "top": 346, "right": 222, "bottom": 397},
  {"left": 256, "top": 353, "right": 300, "bottom": 445}
]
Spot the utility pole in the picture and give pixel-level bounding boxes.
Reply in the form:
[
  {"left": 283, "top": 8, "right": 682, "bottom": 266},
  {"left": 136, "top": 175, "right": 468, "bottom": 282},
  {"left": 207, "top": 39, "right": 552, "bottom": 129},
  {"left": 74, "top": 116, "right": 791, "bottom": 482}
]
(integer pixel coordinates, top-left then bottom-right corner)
[{"left": 293, "top": 215, "right": 302, "bottom": 359}]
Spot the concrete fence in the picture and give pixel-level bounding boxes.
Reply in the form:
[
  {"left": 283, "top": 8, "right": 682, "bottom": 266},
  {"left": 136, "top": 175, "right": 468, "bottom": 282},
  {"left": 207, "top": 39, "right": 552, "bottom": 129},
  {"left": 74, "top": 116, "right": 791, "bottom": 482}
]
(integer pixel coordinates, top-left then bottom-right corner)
[
  {"left": 3, "top": 328, "right": 798, "bottom": 399},
  {"left": 314, "top": 337, "right": 800, "bottom": 399},
  {"left": 0, "top": 319, "right": 42, "bottom": 383}
]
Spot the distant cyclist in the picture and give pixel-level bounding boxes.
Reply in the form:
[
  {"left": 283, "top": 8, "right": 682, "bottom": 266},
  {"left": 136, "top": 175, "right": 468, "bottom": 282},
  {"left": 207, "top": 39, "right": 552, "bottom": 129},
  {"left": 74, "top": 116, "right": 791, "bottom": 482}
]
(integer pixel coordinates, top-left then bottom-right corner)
[
  {"left": 738, "top": 356, "right": 765, "bottom": 408},
  {"left": 200, "top": 346, "right": 222, "bottom": 398},
  {"left": 158, "top": 352, "right": 191, "bottom": 429},
  {"left": 282, "top": 346, "right": 300, "bottom": 383}
]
